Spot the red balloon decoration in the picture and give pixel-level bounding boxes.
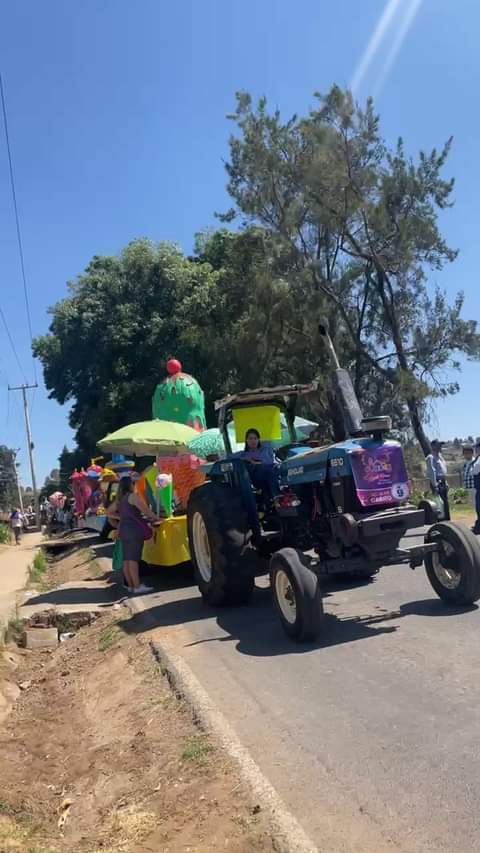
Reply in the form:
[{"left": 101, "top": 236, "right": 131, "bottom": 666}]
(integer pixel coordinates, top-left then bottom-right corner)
[{"left": 166, "top": 358, "right": 182, "bottom": 375}]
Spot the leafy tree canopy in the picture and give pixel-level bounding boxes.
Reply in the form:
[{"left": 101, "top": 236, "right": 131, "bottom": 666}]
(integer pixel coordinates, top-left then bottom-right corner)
[
  {"left": 34, "top": 86, "right": 480, "bottom": 459},
  {"left": 0, "top": 446, "right": 19, "bottom": 511},
  {"left": 221, "top": 85, "right": 480, "bottom": 451},
  {"left": 34, "top": 240, "right": 220, "bottom": 454}
]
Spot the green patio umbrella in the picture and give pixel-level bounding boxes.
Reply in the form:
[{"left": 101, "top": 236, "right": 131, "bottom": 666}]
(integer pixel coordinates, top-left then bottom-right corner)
[
  {"left": 97, "top": 419, "right": 198, "bottom": 457},
  {"left": 188, "top": 426, "right": 244, "bottom": 457},
  {"left": 187, "top": 428, "right": 226, "bottom": 458}
]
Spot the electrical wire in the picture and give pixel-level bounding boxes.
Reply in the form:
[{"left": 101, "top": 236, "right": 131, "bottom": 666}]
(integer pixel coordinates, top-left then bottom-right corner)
[
  {"left": 30, "top": 384, "right": 36, "bottom": 418},
  {"left": 0, "top": 303, "right": 27, "bottom": 382},
  {"left": 0, "top": 368, "right": 10, "bottom": 427},
  {"left": 0, "top": 72, "right": 37, "bottom": 382}
]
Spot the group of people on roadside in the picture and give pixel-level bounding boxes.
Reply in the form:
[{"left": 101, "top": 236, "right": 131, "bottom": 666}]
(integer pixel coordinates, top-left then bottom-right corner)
[{"left": 426, "top": 439, "right": 480, "bottom": 533}]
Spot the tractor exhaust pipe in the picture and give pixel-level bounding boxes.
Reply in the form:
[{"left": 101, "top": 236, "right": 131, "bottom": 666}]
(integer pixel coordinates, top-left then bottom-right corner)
[{"left": 318, "top": 320, "right": 364, "bottom": 438}]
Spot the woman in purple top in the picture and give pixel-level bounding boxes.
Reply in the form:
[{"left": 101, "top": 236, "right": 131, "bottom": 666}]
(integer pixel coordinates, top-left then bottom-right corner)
[
  {"left": 108, "top": 476, "right": 162, "bottom": 594},
  {"left": 239, "top": 428, "right": 279, "bottom": 502}
]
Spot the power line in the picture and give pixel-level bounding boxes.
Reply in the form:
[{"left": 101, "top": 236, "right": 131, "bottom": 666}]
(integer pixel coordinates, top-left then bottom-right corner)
[
  {"left": 0, "top": 72, "right": 37, "bottom": 382},
  {"left": 30, "top": 384, "right": 37, "bottom": 418},
  {"left": 0, "top": 303, "right": 27, "bottom": 382}
]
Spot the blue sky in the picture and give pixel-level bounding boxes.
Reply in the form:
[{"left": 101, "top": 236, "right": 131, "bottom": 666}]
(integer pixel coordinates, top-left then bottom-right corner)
[{"left": 0, "top": 0, "right": 478, "bottom": 485}]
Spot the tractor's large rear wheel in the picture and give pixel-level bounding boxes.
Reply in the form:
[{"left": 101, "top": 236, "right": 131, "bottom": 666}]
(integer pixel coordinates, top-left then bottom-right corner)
[
  {"left": 187, "top": 482, "right": 257, "bottom": 606},
  {"left": 270, "top": 548, "right": 324, "bottom": 642},
  {"left": 425, "top": 521, "right": 480, "bottom": 605}
]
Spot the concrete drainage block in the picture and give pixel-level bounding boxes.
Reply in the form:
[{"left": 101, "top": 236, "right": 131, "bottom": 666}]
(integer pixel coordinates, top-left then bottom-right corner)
[{"left": 24, "top": 627, "right": 59, "bottom": 650}]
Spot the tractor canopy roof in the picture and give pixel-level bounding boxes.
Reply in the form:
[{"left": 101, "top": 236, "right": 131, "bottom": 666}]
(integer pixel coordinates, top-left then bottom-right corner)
[
  {"left": 214, "top": 383, "right": 317, "bottom": 414},
  {"left": 215, "top": 383, "right": 317, "bottom": 453}
]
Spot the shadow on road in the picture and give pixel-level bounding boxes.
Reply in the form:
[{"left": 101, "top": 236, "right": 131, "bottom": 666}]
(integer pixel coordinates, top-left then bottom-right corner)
[
  {"left": 91, "top": 541, "right": 114, "bottom": 559},
  {"left": 141, "top": 562, "right": 194, "bottom": 591},
  {"left": 23, "top": 585, "right": 118, "bottom": 607},
  {"left": 400, "top": 598, "right": 478, "bottom": 617},
  {"left": 117, "top": 582, "right": 398, "bottom": 656},
  {"left": 52, "top": 532, "right": 478, "bottom": 654},
  {"left": 117, "top": 568, "right": 480, "bottom": 655}
]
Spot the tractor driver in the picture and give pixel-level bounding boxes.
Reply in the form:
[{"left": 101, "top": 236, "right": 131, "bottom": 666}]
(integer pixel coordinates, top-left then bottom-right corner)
[{"left": 238, "top": 428, "right": 280, "bottom": 504}]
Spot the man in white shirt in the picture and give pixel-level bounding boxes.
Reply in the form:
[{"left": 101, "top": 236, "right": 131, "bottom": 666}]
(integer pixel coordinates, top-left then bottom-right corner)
[
  {"left": 472, "top": 441, "right": 480, "bottom": 534},
  {"left": 425, "top": 439, "right": 450, "bottom": 521},
  {"left": 461, "top": 444, "right": 475, "bottom": 509}
]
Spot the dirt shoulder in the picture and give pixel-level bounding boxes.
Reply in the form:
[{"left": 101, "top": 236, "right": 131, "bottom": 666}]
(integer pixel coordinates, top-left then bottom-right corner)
[
  {"left": 39, "top": 540, "right": 107, "bottom": 589},
  {"left": 0, "top": 547, "right": 273, "bottom": 853}
]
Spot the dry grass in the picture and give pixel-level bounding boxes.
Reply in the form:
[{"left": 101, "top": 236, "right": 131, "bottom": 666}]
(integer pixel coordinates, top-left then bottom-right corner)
[
  {"left": 92, "top": 807, "right": 157, "bottom": 853},
  {"left": 0, "top": 814, "right": 59, "bottom": 853},
  {"left": 98, "top": 621, "right": 122, "bottom": 652}
]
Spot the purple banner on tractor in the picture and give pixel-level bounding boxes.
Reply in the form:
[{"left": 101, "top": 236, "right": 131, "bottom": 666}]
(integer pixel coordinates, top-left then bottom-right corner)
[{"left": 348, "top": 444, "right": 410, "bottom": 508}]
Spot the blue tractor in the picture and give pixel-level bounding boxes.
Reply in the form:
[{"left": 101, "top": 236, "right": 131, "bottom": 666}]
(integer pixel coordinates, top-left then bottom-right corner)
[{"left": 187, "top": 323, "right": 480, "bottom": 641}]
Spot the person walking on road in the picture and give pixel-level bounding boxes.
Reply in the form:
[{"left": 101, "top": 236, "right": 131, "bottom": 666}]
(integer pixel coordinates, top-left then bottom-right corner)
[
  {"left": 472, "top": 441, "right": 480, "bottom": 534},
  {"left": 9, "top": 508, "right": 23, "bottom": 545},
  {"left": 426, "top": 439, "right": 450, "bottom": 521},
  {"left": 461, "top": 444, "right": 475, "bottom": 508}
]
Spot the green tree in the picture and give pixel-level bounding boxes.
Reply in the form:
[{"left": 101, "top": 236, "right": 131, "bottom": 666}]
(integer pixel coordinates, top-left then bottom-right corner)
[
  {"left": 193, "top": 226, "right": 407, "bottom": 439},
  {"left": 33, "top": 240, "right": 220, "bottom": 453},
  {"left": 193, "top": 229, "right": 330, "bottom": 424},
  {"left": 58, "top": 445, "right": 89, "bottom": 493},
  {"left": 222, "top": 86, "right": 480, "bottom": 452},
  {"left": 39, "top": 467, "right": 61, "bottom": 502},
  {"left": 35, "top": 87, "right": 480, "bottom": 457},
  {"left": 0, "top": 446, "right": 19, "bottom": 511}
]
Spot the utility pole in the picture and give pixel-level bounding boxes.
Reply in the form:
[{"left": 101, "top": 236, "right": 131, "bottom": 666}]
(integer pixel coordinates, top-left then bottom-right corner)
[
  {"left": 8, "top": 384, "right": 39, "bottom": 527},
  {"left": 13, "top": 449, "right": 24, "bottom": 513}
]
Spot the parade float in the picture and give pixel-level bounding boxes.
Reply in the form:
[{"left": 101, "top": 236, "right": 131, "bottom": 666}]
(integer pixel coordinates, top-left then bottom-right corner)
[
  {"left": 70, "top": 460, "right": 110, "bottom": 534},
  {"left": 97, "top": 359, "right": 208, "bottom": 568},
  {"left": 149, "top": 357, "right": 206, "bottom": 514}
]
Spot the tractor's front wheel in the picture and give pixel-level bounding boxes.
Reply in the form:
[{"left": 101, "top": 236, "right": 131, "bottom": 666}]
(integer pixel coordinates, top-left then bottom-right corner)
[
  {"left": 270, "top": 548, "right": 324, "bottom": 642},
  {"left": 187, "top": 483, "right": 257, "bottom": 606},
  {"left": 425, "top": 521, "right": 480, "bottom": 605}
]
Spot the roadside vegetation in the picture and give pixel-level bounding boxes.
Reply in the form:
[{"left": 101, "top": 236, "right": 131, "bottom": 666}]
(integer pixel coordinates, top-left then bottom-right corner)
[
  {"left": 2, "top": 609, "right": 24, "bottom": 646},
  {"left": 27, "top": 551, "right": 48, "bottom": 588}
]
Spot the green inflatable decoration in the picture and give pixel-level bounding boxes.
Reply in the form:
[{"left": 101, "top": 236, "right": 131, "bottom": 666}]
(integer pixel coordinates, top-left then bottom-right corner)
[{"left": 152, "top": 358, "right": 206, "bottom": 431}]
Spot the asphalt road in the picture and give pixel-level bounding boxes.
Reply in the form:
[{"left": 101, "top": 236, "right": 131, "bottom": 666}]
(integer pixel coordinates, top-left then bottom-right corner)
[{"left": 124, "top": 531, "right": 480, "bottom": 853}]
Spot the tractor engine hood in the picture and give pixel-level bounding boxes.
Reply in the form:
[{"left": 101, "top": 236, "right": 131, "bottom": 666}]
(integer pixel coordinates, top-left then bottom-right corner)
[{"left": 280, "top": 438, "right": 411, "bottom": 507}]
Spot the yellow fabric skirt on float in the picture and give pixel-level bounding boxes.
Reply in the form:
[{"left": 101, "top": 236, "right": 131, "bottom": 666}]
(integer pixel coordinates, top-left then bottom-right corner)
[{"left": 142, "top": 515, "right": 190, "bottom": 567}]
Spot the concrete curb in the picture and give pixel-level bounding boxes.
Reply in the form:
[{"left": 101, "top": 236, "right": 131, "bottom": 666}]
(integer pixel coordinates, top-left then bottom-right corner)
[{"left": 126, "top": 595, "right": 318, "bottom": 853}]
